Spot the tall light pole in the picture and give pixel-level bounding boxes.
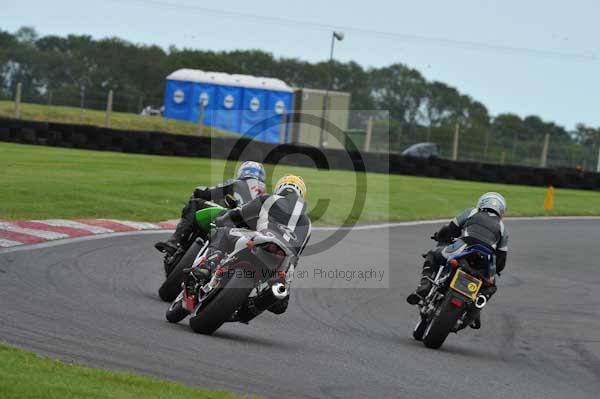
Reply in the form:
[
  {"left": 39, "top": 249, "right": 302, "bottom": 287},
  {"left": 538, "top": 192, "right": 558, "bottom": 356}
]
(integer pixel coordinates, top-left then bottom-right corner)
[{"left": 319, "top": 31, "right": 344, "bottom": 148}]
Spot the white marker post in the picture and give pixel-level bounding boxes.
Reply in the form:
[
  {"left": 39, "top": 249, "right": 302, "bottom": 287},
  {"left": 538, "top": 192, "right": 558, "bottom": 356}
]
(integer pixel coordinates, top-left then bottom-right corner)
[
  {"left": 540, "top": 132, "right": 550, "bottom": 168},
  {"left": 452, "top": 123, "right": 460, "bottom": 161},
  {"left": 14, "top": 82, "right": 22, "bottom": 119},
  {"left": 105, "top": 90, "right": 113, "bottom": 128},
  {"left": 364, "top": 116, "right": 373, "bottom": 152}
]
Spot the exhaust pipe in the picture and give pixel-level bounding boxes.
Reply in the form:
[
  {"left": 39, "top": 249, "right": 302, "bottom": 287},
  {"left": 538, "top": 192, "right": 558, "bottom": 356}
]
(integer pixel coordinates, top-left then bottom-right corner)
[
  {"left": 271, "top": 282, "right": 288, "bottom": 299},
  {"left": 475, "top": 294, "right": 487, "bottom": 309}
]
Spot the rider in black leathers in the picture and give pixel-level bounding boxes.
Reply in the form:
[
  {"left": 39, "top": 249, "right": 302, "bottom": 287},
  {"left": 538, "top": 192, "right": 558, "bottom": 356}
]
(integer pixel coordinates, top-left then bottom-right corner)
[
  {"left": 185, "top": 174, "right": 311, "bottom": 316},
  {"left": 406, "top": 192, "right": 509, "bottom": 329},
  {"left": 154, "top": 161, "right": 266, "bottom": 255}
]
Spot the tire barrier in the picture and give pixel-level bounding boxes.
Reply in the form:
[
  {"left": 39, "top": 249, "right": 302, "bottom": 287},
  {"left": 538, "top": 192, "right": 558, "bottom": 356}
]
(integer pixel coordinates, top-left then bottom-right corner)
[{"left": 1, "top": 117, "right": 598, "bottom": 190}]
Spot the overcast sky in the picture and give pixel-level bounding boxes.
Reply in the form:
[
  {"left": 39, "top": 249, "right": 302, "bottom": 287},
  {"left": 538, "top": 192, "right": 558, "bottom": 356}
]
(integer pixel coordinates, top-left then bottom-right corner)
[{"left": 4, "top": 0, "right": 599, "bottom": 129}]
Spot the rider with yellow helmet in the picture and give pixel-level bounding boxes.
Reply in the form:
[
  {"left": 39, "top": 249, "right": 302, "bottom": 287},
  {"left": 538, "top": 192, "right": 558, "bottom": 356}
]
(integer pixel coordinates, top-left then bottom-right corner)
[{"left": 185, "top": 174, "right": 311, "bottom": 315}]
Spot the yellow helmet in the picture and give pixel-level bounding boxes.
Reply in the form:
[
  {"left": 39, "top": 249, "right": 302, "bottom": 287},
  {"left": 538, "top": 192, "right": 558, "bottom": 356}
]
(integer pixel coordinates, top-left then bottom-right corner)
[{"left": 274, "top": 175, "right": 307, "bottom": 199}]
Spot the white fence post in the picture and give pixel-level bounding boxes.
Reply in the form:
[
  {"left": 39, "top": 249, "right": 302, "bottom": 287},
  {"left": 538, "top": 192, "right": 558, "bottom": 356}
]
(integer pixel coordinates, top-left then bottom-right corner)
[
  {"left": 452, "top": 123, "right": 460, "bottom": 161},
  {"left": 364, "top": 116, "right": 373, "bottom": 152},
  {"left": 596, "top": 144, "right": 600, "bottom": 173},
  {"left": 105, "top": 90, "right": 113, "bottom": 128},
  {"left": 540, "top": 132, "right": 550, "bottom": 167},
  {"left": 14, "top": 82, "right": 22, "bottom": 119}
]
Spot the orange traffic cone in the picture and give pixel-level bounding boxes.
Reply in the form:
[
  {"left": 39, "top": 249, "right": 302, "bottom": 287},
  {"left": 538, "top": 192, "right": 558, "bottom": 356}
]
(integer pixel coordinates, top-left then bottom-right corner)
[{"left": 544, "top": 186, "right": 555, "bottom": 212}]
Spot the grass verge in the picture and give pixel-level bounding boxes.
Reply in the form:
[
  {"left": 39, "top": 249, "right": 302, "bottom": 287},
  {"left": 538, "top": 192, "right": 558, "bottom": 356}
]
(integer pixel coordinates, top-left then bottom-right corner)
[
  {"left": 2, "top": 142, "right": 600, "bottom": 224},
  {"left": 0, "top": 101, "right": 234, "bottom": 137},
  {"left": 0, "top": 343, "right": 251, "bottom": 399}
]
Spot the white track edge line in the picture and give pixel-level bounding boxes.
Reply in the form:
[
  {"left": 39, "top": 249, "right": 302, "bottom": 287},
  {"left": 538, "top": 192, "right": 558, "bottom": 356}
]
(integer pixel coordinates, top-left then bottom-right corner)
[
  {"left": 0, "top": 230, "right": 170, "bottom": 254},
  {"left": 312, "top": 216, "right": 600, "bottom": 231},
  {"left": 1, "top": 216, "right": 598, "bottom": 253}
]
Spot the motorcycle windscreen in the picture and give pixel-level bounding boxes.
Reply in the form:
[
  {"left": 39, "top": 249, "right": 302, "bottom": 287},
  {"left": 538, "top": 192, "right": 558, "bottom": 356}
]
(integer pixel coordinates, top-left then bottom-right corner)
[
  {"left": 192, "top": 84, "right": 216, "bottom": 126},
  {"left": 214, "top": 86, "right": 242, "bottom": 134},
  {"left": 240, "top": 89, "right": 268, "bottom": 139},
  {"left": 164, "top": 80, "right": 194, "bottom": 121}
]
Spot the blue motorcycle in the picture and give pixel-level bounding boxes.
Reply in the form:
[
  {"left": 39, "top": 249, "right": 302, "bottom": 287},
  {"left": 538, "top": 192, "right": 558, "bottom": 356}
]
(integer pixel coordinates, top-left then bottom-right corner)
[{"left": 413, "top": 242, "right": 497, "bottom": 349}]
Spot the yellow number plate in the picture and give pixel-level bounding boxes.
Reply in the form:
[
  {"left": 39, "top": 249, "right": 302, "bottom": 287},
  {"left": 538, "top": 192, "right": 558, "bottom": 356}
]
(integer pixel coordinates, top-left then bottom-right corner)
[{"left": 450, "top": 269, "right": 482, "bottom": 300}]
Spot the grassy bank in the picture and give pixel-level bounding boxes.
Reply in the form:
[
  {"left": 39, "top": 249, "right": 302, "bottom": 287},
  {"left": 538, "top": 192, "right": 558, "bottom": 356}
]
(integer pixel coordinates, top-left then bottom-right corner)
[
  {"left": 0, "top": 101, "right": 234, "bottom": 137},
  {"left": 0, "top": 344, "right": 250, "bottom": 399},
  {"left": 2, "top": 142, "right": 600, "bottom": 224}
]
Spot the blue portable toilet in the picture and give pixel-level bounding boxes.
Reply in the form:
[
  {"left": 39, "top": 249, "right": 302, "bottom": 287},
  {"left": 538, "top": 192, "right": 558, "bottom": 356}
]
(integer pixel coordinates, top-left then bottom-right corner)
[
  {"left": 163, "top": 69, "right": 293, "bottom": 143},
  {"left": 240, "top": 87, "right": 268, "bottom": 139}
]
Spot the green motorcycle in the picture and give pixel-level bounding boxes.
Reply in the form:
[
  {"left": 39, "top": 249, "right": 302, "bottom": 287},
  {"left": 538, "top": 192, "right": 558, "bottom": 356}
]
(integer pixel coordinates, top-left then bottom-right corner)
[{"left": 158, "top": 203, "right": 225, "bottom": 302}]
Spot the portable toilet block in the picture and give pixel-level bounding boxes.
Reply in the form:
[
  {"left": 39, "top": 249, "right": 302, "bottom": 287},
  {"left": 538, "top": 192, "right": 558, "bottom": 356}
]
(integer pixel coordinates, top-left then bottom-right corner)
[{"left": 164, "top": 69, "right": 293, "bottom": 143}]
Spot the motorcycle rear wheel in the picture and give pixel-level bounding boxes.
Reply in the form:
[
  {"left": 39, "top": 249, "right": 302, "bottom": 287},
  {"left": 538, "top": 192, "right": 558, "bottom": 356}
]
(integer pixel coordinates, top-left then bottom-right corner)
[
  {"left": 188, "top": 268, "right": 254, "bottom": 335},
  {"left": 422, "top": 297, "right": 463, "bottom": 349}
]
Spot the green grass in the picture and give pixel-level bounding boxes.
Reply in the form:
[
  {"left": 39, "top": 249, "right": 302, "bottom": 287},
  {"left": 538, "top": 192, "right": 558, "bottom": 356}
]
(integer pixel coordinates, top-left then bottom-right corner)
[
  {"left": 2, "top": 142, "right": 600, "bottom": 224},
  {"left": 0, "top": 101, "right": 234, "bottom": 137},
  {"left": 0, "top": 343, "right": 251, "bottom": 399}
]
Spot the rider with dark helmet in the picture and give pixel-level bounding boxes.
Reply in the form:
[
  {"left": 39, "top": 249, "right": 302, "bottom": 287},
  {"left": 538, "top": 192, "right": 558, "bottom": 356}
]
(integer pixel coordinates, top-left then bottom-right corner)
[
  {"left": 155, "top": 161, "right": 266, "bottom": 255},
  {"left": 406, "top": 192, "right": 509, "bottom": 328}
]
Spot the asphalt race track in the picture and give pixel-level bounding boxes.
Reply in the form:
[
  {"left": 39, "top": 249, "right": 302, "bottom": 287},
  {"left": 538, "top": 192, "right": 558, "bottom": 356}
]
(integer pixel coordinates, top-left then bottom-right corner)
[{"left": 1, "top": 219, "right": 599, "bottom": 398}]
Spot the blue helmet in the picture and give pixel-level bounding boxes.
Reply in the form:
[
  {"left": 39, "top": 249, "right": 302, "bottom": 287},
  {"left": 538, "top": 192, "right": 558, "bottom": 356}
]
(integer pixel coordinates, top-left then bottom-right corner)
[{"left": 237, "top": 161, "right": 266, "bottom": 182}]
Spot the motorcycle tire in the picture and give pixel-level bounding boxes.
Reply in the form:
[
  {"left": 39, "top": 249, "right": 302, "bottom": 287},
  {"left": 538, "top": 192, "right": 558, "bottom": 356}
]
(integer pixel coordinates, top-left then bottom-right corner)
[
  {"left": 158, "top": 241, "right": 203, "bottom": 302},
  {"left": 188, "top": 267, "right": 254, "bottom": 335},
  {"left": 422, "top": 297, "right": 463, "bottom": 349},
  {"left": 166, "top": 298, "right": 188, "bottom": 323},
  {"left": 413, "top": 316, "right": 428, "bottom": 341}
]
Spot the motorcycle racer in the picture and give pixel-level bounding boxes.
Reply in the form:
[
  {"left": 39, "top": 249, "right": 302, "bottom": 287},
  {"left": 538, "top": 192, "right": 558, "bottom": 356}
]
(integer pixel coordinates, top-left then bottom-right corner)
[
  {"left": 406, "top": 192, "right": 509, "bottom": 328},
  {"left": 184, "top": 174, "right": 311, "bottom": 315},
  {"left": 155, "top": 161, "right": 267, "bottom": 255}
]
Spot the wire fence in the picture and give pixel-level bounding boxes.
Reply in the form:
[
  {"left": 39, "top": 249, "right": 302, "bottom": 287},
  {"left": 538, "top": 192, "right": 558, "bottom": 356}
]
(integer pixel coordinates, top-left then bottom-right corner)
[
  {"left": 1, "top": 84, "right": 599, "bottom": 172},
  {"left": 0, "top": 84, "right": 211, "bottom": 137},
  {"left": 346, "top": 115, "right": 600, "bottom": 172}
]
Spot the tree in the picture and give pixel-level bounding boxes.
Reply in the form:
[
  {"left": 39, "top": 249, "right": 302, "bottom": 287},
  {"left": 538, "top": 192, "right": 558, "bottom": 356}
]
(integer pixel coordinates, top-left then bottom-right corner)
[
  {"left": 421, "top": 81, "right": 457, "bottom": 129},
  {"left": 0, "top": 24, "right": 592, "bottom": 163},
  {"left": 14, "top": 26, "right": 38, "bottom": 45},
  {"left": 574, "top": 123, "right": 600, "bottom": 146},
  {"left": 369, "top": 63, "right": 426, "bottom": 123}
]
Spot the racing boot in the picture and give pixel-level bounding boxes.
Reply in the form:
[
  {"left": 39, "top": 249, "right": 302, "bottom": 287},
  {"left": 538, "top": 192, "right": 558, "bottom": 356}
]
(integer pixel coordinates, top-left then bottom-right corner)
[
  {"left": 406, "top": 262, "right": 436, "bottom": 305},
  {"left": 181, "top": 249, "right": 224, "bottom": 311},
  {"left": 469, "top": 285, "right": 496, "bottom": 329},
  {"left": 182, "top": 249, "right": 224, "bottom": 290},
  {"left": 155, "top": 218, "right": 194, "bottom": 255},
  {"left": 268, "top": 295, "right": 290, "bottom": 315}
]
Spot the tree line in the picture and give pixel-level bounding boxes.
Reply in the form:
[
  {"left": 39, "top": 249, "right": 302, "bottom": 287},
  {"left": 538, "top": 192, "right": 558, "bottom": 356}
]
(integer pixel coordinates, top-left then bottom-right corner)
[{"left": 1, "top": 26, "right": 599, "bottom": 166}]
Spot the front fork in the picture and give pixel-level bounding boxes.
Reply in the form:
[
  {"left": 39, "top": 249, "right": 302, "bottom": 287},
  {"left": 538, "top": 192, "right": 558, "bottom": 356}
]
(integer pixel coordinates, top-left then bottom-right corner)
[{"left": 181, "top": 240, "right": 212, "bottom": 312}]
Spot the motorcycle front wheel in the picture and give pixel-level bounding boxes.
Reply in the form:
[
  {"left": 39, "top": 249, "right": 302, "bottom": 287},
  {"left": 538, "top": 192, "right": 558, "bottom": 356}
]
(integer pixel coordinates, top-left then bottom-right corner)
[
  {"left": 158, "top": 240, "right": 203, "bottom": 302},
  {"left": 412, "top": 316, "right": 428, "bottom": 341},
  {"left": 166, "top": 296, "right": 189, "bottom": 323}
]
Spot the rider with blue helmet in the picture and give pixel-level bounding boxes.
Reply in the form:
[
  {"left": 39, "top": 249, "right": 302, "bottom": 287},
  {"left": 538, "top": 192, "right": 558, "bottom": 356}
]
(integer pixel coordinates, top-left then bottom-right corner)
[{"left": 155, "top": 161, "right": 266, "bottom": 255}]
